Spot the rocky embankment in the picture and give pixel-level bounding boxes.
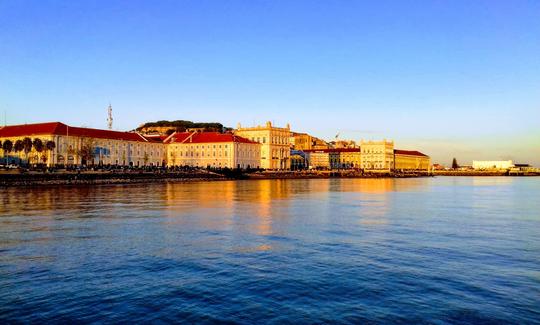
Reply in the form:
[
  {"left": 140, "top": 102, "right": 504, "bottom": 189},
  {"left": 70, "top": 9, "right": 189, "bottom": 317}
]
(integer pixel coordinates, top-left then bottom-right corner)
[{"left": 0, "top": 170, "right": 226, "bottom": 187}]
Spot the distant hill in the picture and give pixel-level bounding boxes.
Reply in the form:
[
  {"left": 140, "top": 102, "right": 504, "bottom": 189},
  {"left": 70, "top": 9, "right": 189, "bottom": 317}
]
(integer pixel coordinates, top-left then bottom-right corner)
[{"left": 137, "top": 120, "right": 231, "bottom": 135}]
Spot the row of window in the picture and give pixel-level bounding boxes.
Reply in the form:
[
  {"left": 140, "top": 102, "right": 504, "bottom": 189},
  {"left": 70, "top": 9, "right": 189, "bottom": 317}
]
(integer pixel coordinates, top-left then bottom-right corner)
[{"left": 249, "top": 136, "right": 289, "bottom": 145}]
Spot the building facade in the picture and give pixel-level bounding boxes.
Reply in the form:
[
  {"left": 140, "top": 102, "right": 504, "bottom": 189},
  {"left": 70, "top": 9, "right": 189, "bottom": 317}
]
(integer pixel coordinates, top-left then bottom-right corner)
[
  {"left": 235, "top": 121, "right": 291, "bottom": 170},
  {"left": 0, "top": 122, "right": 165, "bottom": 167},
  {"left": 304, "top": 148, "right": 361, "bottom": 170},
  {"left": 165, "top": 132, "right": 261, "bottom": 169},
  {"left": 394, "top": 150, "right": 431, "bottom": 171},
  {"left": 472, "top": 160, "right": 514, "bottom": 170},
  {"left": 360, "top": 140, "right": 395, "bottom": 170},
  {"left": 290, "top": 132, "right": 329, "bottom": 151}
]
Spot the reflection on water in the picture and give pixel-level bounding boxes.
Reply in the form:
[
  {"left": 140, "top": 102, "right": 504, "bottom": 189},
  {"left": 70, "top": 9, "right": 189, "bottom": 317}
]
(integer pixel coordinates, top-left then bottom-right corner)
[{"left": 1, "top": 177, "right": 539, "bottom": 323}]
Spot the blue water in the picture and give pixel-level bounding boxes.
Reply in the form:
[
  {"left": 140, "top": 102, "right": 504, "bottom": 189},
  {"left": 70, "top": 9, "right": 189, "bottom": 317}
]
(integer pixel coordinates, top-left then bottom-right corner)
[{"left": 1, "top": 177, "right": 539, "bottom": 323}]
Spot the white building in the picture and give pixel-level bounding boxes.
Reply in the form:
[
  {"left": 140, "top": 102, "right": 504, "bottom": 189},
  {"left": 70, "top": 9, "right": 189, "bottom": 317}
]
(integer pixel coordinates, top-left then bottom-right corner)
[{"left": 472, "top": 160, "right": 514, "bottom": 170}]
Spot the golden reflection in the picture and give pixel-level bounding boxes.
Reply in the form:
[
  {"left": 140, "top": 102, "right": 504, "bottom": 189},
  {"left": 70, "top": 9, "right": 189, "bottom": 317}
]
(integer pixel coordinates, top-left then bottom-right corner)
[
  {"left": 164, "top": 181, "right": 237, "bottom": 230},
  {"left": 233, "top": 180, "right": 293, "bottom": 236}
]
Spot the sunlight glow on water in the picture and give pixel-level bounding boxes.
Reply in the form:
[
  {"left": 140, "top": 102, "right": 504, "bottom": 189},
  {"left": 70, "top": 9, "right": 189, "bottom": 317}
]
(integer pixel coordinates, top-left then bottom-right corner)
[{"left": 1, "top": 177, "right": 539, "bottom": 323}]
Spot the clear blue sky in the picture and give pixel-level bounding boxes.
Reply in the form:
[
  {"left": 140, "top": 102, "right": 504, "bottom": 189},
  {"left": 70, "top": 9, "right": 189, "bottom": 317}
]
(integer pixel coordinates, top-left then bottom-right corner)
[{"left": 1, "top": 0, "right": 539, "bottom": 165}]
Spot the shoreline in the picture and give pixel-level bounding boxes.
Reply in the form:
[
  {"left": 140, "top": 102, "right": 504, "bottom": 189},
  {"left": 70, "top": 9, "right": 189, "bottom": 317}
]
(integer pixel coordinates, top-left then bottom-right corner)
[{"left": 1, "top": 170, "right": 537, "bottom": 187}]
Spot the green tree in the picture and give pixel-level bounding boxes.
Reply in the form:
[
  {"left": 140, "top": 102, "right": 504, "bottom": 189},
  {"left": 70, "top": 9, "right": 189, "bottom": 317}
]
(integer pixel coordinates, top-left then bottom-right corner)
[
  {"left": 452, "top": 158, "right": 459, "bottom": 169},
  {"left": 45, "top": 141, "right": 56, "bottom": 165},
  {"left": 77, "top": 138, "right": 95, "bottom": 166},
  {"left": 14, "top": 140, "right": 23, "bottom": 153},
  {"left": 46, "top": 140, "right": 56, "bottom": 151},
  {"left": 32, "top": 139, "right": 44, "bottom": 165},
  {"left": 33, "top": 138, "right": 44, "bottom": 153},
  {"left": 22, "top": 137, "right": 33, "bottom": 164},
  {"left": 2, "top": 140, "right": 13, "bottom": 164}
]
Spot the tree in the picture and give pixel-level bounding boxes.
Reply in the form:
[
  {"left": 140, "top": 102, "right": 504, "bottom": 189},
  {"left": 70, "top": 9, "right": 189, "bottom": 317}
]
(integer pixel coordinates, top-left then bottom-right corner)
[
  {"left": 77, "top": 138, "right": 96, "bottom": 165},
  {"left": 20, "top": 137, "right": 33, "bottom": 165},
  {"left": 45, "top": 140, "right": 56, "bottom": 152},
  {"left": 452, "top": 158, "right": 459, "bottom": 169},
  {"left": 2, "top": 140, "right": 13, "bottom": 164},
  {"left": 31, "top": 139, "right": 44, "bottom": 165},
  {"left": 14, "top": 140, "right": 23, "bottom": 153},
  {"left": 45, "top": 141, "right": 56, "bottom": 166},
  {"left": 33, "top": 138, "right": 44, "bottom": 153}
]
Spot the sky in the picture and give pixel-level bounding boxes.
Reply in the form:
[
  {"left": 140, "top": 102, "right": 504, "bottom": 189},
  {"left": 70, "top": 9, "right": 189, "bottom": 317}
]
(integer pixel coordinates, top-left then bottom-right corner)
[{"left": 1, "top": 0, "right": 539, "bottom": 165}]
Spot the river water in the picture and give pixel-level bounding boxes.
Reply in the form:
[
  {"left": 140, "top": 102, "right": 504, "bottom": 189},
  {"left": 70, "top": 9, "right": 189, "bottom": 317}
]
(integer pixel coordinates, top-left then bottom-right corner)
[{"left": 1, "top": 177, "right": 539, "bottom": 323}]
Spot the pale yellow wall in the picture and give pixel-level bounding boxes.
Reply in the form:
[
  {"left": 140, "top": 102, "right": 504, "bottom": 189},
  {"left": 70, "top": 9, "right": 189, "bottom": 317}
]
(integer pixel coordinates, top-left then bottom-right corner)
[
  {"left": 330, "top": 152, "right": 361, "bottom": 169},
  {"left": 1, "top": 135, "right": 56, "bottom": 165},
  {"left": 235, "top": 122, "right": 291, "bottom": 169},
  {"left": 360, "top": 140, "right": 395, "bottom": 170},
  {"left": 167, "top": 141, "right": 261, "bottom": 169},
  {"left": 292, "top": 134, "right": 313, "bottom": 151},
  {"left": 394, "top": 154, "right": 431, "bottom": 170},
  {"left": 1, "top": 134, "right": 165, "bottom": 167},
  {"left": 307, "top": 152, "right": 330, "bottom": 169}
]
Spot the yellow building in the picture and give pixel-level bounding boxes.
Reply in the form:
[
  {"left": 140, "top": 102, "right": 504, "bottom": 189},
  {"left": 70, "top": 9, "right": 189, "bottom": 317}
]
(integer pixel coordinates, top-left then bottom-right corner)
[
  {"left": 305, "top": 150, "right": 330, "bottom": 169},
  {"left": 0, "top": 122, "right": 165, "bottom": 167},
  {"left": 305, "top": 148, "right": 361, "bottom": 170},
  {"left": 360, "top": 139, "right": 395, "bottom": 170},
  {"left": 290, "top": 132, "right": 329, "bottom": 151},
  {"left": 331, "top": 148, "right": 361, "bottom": 169},
  {"left": 235, "top": 121, "right": 291, "bottom": 170},
  {"left": 394, "top": 149, "right": 431, "bottom": 171},
  {"left": 165, "top": 132, "right": 261, "bottom": 169}
]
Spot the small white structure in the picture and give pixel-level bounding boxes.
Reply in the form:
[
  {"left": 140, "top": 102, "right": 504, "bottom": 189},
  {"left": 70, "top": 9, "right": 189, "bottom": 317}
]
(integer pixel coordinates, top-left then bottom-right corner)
[{"left": 472, "top": 160, "right": 514, "bottom": 170}]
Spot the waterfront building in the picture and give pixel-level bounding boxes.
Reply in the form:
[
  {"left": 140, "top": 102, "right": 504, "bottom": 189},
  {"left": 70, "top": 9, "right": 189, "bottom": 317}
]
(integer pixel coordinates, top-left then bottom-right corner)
[
  {"left": 304, "top": 150, "right": 330, "bottom": 169},
  {"left": 0, "top": 122, "right": 165, "bottom": 167},
  {"left": 304, "top": 148, "right": 361, "bottom": 170},
  {"left": 394, "top": 150, "right": 431, "bottom": 171},
  {"left": 330, "top": 140, "right": 359, "bottom": 149},
  {"left": 472, "top": 160, "right": 514, "bottom": 170},
  {"left": 164, "top": 132, "right": 260, "bottom": 169},
  {"left": 360, "top": 140, "right": 395, "bottom": 170},
  {"left": 290, "top": 132, "right": 329, "bottom": 151},
  {"left": 290, "top": 150, "right": 308, "bottom": 170},
  {"left": 235, "top": 121, "right": 291, "bottom": 170}
]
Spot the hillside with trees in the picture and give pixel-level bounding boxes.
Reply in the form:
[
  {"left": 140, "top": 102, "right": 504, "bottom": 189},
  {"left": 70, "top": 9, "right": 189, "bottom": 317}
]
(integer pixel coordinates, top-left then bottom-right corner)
[{"left": 137, "top": 120, "right": 230, "bottom": 135}]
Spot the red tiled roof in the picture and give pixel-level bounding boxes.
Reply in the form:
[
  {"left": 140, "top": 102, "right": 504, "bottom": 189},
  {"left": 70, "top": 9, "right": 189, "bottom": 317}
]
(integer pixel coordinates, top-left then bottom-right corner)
[
  {"left": 394, "top": 149, "right": 428, "bottom": 157},
  {"left": 0, "top": 122, "right": 148, "bottom": 142},
  {"left": 303, "top": 148, "right": 360, "bottom": 153},
  {"left": 166, "top": 132, "right": 259, "bottom": 144}
]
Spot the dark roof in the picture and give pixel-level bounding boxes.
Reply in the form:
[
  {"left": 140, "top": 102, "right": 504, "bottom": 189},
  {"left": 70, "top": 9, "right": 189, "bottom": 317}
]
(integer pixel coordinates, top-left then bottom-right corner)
[
  {"left": 394, "top": 149, "right": 428, "bottom": 157},
  {"left": 0, "top": 122, "right": 149, "bottom": 142}
]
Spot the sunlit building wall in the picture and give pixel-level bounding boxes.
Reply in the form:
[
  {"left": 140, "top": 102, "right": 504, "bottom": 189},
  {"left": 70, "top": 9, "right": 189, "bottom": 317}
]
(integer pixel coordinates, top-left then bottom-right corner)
[
  {"left": 165, "top": 132, "right": 261, "bottom": 169},
  {"left": 235, "top": 121, "right": 291, "bottom": 170},
  {"left": 0, "top": 122, "right": 165, "bottom": 167},
  {"left": 394, "top": 150, "right": 431, "bottom": 171},
  {"left": 360, "top": 140, "right": 395, "bottom": 170},
  {"left": 304, "top": 148, "right": 361, "bottom": 170},
  {"left": 472, "top": 160, "right": 514, "bottom": 170}
]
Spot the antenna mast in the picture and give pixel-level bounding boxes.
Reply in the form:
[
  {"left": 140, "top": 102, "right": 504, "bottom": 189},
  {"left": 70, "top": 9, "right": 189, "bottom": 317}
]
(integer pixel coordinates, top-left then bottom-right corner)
[{"left": 107, "top": 104, "right": 113, "bottom": 130}]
